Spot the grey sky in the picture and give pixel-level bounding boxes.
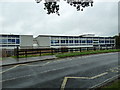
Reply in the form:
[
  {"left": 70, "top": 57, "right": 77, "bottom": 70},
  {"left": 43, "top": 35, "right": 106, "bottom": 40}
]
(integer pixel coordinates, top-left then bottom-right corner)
[{"left": 0, "top": 0, "right": 119, "bottom": 37}]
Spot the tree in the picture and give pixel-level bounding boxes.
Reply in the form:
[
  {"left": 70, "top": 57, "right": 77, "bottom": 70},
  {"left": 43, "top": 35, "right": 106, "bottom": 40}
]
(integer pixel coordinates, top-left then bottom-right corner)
[
  {"left": 114, "top": 33, "right": 120, "bottom": 49},
  {"left": 35, "top": 0, "right": 94, "bottom": 16}
]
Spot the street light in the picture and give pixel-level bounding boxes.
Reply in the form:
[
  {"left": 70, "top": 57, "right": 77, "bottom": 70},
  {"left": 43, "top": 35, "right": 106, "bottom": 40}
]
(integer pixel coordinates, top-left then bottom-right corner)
[{"left": 35, "top": 0, "right": 94, "bottom": 16}]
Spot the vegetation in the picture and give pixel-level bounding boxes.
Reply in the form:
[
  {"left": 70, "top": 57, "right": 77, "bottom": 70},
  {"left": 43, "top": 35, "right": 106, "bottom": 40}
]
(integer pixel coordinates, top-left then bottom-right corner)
[
  {"left": 56, "top": 49, "right": 120, "bottom": 58},
  {"left": 11, "top": 49, "right": 120, "bottom": 58},
  {"left": 35, "top": 0, "right": 94, "bottom": 16},
  {"left": 100, "top": 79, "right": 120, "bottom": 89},
  {"left": 0, "top": 58, "right": 2, "bottom": 60},
  {"left": 114, "top": 34, "right": 120, "bottom": 49}
]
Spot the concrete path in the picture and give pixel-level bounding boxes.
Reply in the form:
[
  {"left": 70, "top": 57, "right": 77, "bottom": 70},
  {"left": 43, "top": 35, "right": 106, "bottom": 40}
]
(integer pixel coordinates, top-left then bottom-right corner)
[{"left": 0, "top": 55, "right": 57, "bottom": 67}]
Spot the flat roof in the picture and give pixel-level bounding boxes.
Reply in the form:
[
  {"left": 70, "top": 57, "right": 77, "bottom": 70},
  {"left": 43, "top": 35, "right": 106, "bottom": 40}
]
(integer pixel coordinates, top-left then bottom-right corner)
[{"left": 37, "top": 34, "right": 114, "bottom": 38}]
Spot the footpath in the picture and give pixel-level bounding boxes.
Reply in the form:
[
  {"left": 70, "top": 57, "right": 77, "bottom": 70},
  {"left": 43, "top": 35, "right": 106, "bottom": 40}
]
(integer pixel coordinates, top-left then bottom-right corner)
[{"left": 0, "top": 55, "right": 57, "bottom": 67}]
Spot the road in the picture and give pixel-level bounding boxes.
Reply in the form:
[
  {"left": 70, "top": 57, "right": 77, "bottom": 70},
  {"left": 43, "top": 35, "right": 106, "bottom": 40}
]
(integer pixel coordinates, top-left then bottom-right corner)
[{"left": 1, "top": 52, "right": 120, "bottom": 89}]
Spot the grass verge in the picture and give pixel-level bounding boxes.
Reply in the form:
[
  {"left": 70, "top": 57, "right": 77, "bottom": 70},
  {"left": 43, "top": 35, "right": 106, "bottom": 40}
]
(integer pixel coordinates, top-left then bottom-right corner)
[
  {"left": 56, "top": 49, "right": 120, "bottom": 58},
  {"left": 98, "top": 78, "right": 120, "bottom": 90}
]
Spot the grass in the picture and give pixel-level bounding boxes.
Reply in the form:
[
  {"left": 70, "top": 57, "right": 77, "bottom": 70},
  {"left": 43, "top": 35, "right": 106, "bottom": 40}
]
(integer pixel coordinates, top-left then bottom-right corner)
[
  {"left": 0, "top": 57, "right": 2, "bottom": 60},
  {"left": 100, "top": 79, "right": 120, "bottom": 89},
  {"left": 56, "top": 49, "right": 120, "bottom": 58}
]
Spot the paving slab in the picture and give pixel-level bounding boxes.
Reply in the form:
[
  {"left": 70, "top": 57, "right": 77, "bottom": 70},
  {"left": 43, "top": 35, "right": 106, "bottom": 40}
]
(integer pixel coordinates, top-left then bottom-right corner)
[{"left": 0, "top": 55, "right": 57, "bottom": 67}]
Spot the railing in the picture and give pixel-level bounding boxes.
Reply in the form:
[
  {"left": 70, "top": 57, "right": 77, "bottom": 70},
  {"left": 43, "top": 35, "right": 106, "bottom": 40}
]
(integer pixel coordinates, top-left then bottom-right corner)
[{"left": 14, "top": 46, "right": 115, "bottom": 58}]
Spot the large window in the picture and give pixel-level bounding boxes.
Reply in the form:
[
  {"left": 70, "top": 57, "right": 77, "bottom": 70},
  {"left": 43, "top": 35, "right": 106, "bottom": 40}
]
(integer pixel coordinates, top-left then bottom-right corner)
[
  {"left": 8, "top": 39, "right": 15, "bottom": 44},
  {"left": 61, "top": 40, "right": 65, "bottom": 43},
  {"left": 75, "top": 40, "right": 79, "bottom": 43},
  {"left": 79, "top": 40, "right": 81, "bottom": 43},
  {"left": 16, "top": 39, "right": 20, "bottom": 44},
  {"left": 87, "top": 40, "right": 93, "bottom": 43},
  {"left": 105, "top": 40, "right": 109, "bottom": 43},
  {"left": 51, "top": 40, "right": 59, "bottom": 44},
  {"left": 69, "top": 40, "right": 73, "bottom": 43},
  {"left": 110, "top": 40, "right": 114, "bottom": 43},
  {"left": 81, "top": 40, "right": 86, "bottom": 43},
  {"left": 99, "top": 40, "right": 104, "bottom": 43},
  {"left": 66, "top": 40, "right": 68, "bottom": 43},
  {"left": 2, "top": 39, "right": 7, "bottom": 44}
]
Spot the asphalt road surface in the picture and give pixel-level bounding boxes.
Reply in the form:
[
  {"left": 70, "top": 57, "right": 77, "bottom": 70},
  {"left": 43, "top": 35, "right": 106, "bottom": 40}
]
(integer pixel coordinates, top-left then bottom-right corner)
[{"left": 1, "top": 52, "right": 120, "bottom": 89}]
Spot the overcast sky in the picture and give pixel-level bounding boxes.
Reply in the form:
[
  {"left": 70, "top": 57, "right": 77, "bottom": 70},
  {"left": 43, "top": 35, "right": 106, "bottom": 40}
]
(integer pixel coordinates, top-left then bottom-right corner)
[{"left": 0, "top": 0, "right": 119, "bottom": 37}]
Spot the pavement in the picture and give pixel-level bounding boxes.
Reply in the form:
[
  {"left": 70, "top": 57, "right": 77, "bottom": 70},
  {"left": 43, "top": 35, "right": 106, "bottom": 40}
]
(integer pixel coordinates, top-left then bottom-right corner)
[
  {"left": 0, "top": 55, "right": 57, "bottom": 67},
  {"left": 1, "top": 52, "right": 120, "bottom": 89}
]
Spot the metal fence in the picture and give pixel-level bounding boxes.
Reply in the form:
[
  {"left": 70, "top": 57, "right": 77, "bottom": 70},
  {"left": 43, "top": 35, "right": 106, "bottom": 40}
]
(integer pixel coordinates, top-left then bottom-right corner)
[{"left": 14, "top": 46, "right": 115, "bottom": 58}]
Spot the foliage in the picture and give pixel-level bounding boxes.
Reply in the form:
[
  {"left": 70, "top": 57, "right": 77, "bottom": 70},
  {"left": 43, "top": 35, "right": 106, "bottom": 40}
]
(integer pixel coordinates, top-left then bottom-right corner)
[
  {"left": 114, "top": 34, "right": 120, "bottom": 49},
  {"left": 56, "top": 49, "right": 120, "bottom": 58},
  {"left": 100, "top": 80, "right": 120, "bottom": 89},
  {"left": 35, "top": 0, "right": 94, "bottom": 16}
]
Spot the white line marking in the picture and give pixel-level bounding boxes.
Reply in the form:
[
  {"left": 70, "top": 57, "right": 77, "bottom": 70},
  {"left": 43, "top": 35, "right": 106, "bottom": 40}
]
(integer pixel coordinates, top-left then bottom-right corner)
[
  {"left": 90, "top": 74, "right": 119, "bottom": 89},
  {"left": 90, "top": 72, "right": 108, "bottom": 79},
  {"left": 0, "top": 65, "right": 20, "bottom": 74},
  {"left": 1, "top": 64, "right": 79, "bottom": 82},
  {"left": 22, "top": 62, "right": 50, "bottom": 67},
  {"left": 60, "top": 72, "right": 108, "bottom": 90},
  {"left": 61, "top": 77, "right": 68, "bottom": 90}
]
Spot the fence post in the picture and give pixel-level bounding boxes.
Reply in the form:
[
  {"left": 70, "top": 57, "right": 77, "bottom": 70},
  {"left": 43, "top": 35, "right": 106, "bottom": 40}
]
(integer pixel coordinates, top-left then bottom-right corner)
[
  {"left": 25, "top": 49, "right": 27, "bottom": 58},
  {"left": 51, "top": 48, "right": 54, "bottom": 55},
  {"left": 106, "top": 46, "right": 108, "bottom": 50},
  {"left": 40, "top": 49, "right": 41, "bottom": 56},
  {"left": 79, "top": 47, "right": 81, "bottom": 52},
  {"left": 93, "top": 47, "right": 96, "bottom": 51},
  {"left": 16, "top": 46, "right": 19, "bottom": 58},
  {"left": 87, "top": 47, "right": 88, "bottom": 51},
  {"left": 14, "top": 48, "right": 16, "bottom": 56}
]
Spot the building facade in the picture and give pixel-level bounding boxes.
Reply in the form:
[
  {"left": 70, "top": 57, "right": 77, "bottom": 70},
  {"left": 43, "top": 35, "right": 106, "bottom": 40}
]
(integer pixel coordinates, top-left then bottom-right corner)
[
  {"left": 0, "top": 34, "right": 33, "bottom": 49},
  {"left": 35, "top": 34, "right": 115, "bottom": 48},
  {"left": 0, "top": 34, "right": 115, "bottom": 49}
]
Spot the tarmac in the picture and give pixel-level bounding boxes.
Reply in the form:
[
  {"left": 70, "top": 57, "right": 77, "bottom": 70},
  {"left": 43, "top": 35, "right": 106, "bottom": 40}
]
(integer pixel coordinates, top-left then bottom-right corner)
[{"left": 0, "top": 55, "right": 57, "bottom": 67}]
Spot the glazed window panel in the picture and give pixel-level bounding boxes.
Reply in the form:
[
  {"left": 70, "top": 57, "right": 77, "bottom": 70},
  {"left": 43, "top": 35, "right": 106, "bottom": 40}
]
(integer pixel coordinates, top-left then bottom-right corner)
[
  {"left": 99, "top": 40, "right": 104, "bottom": 43},
  {"left": 2, "top": 39, "right": 7, "bottom": 44},
  {"left": 61, "top": 40, "right": 65, "bottom": 43},
  {"left": 81, "top": 40, "right": 86, "bottom": 43},
  {"left": 87, "top": 40, "right": 93, "bottom": 43},
  {"left": 69, "top": 40, "right": 73, "bottom": 43},
  {"left": 16, "top": 39, "right": 20, "bottom": 44},
  {"left": 75, "top": 40, "right": 79, "bottom": 43}
]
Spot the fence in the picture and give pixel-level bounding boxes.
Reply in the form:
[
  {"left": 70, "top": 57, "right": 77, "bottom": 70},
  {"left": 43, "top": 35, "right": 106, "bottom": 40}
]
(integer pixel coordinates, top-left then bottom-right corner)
[
  {"left": 1, "top": 49, "right": 14, "bottom": 57},
  {"left": 14, "top": 46, "right": 115, "bottom": 58}
]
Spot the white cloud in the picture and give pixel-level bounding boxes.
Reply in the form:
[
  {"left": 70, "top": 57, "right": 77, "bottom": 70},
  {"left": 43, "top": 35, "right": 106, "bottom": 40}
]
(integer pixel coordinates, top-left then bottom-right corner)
[{"left": 0, "top": 0, "right": 118, "bottom": 37}]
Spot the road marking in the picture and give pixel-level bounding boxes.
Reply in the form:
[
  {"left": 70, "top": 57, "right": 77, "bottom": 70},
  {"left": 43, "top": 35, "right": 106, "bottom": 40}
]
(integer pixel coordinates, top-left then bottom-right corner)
[
  {"left": 60, "top": 72, "right": 108, "bottom": 90},
  {"left": 90, "top": 74, "right": 120, "bottom": 89},
  {"left": 1, "top": 74, "right": 33, "bottom": 82},
  {"left": 61, "top": 77, "right": 68, "bottom": 90},
  {"left": 0, "top": 61, "right": 51, "bottom": 75},
  {"left": 90, "top": 72, "right": 108, "bottom": 79},
  {"left": 1, "top": 64, "right": 74, "bottom": 82},
  {"left": 0, "top": 65, "right": 20, "bottom": 74},
  {"left": 22, "top": 62, "right": 50, "bottom": 67},
  {"left": 108, "top": 66, "right": 120, "bottom": 73}
]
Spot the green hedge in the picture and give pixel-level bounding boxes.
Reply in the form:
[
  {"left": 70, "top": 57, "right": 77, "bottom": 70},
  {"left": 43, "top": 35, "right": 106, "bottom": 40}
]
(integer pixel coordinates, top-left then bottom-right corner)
[{"left": 56, "top": 49, "right": 120, "bottom": 58}]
